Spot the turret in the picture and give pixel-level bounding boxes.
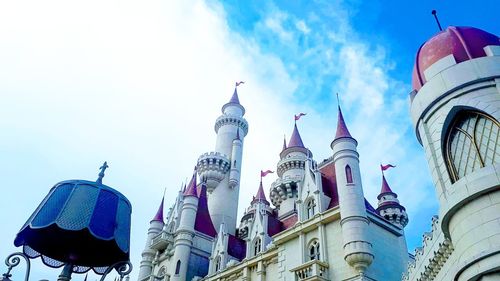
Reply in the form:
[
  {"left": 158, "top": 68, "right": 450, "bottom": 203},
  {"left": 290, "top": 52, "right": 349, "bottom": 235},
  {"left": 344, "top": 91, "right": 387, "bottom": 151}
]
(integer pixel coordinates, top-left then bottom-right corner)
[
  {"left": 270, "top": 122, "right": 311, "bottom": 218},
  {"left": 376, "top": 174, "right": 408, "bottom": 228},
  {"left": 409, "top": 26, "right": 500, "bottom": 279},
  {"left": 170, "top": 169, "right": 199, "bottom": 281},
  {"left": 137, "top": 197, "right": 164, "bottom": 281},
  {"left": 229, "top": 129, "right": 243, "bottom": 188},
  {"left": 198, "top": 84, "right": 249, "bottom": 235},
  {"left": 331, "top": 106, "right": 373, "bottom": 275}
]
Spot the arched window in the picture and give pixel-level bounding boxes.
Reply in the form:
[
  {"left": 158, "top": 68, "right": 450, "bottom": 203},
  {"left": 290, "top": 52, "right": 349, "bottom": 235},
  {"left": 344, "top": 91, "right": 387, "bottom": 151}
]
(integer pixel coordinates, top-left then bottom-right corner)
[
  {"left": 214, "top": 255, "right": 221, "bottom": 272},
  {"left": 175, "top": 260, "right": 181, "bottom": 275},
  {"left": 445, "top": 111, "right": 499, "bottom": 182},
  {"left": 253, "top": 238, "right": 262, "bottom": 256},
  {"left": 306, "top": 199, "right": 316, "bottom": 219},
  {"left": 309, "top": 240, "right": 320, "bottom": 260},
  {"left": 345, "top": 165, "right": 353, "bottom": 183}
]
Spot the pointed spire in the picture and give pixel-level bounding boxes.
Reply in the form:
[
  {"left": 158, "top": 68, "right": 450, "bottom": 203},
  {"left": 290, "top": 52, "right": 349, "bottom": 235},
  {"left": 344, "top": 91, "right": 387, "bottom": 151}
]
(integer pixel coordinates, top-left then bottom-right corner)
[
  {"left": 288, "top": 123, "right": 305, "bottom": 148},
  {"left": 377, "top": 174, "right": 397, "bottom": 200},
  {"left": 252, "top": 180, "right": 269, "bottom": 205},
  {"left": 334, "top": 106, "right": 353, "bottom": 140},
  {"left": 194, "top": 183, "right": 217, "bottom": 237},
  {"left": 152, "top": 196, "right": 165, "bottom": 223},
  {"left": 229, "top": 87, "right": 240, "bottom": 104},
  {"left": 282, "top": 134, "right": 287, "bottom": 150},
  {"left": 184, "top": 168, "right": 198, "bottom": 197}
]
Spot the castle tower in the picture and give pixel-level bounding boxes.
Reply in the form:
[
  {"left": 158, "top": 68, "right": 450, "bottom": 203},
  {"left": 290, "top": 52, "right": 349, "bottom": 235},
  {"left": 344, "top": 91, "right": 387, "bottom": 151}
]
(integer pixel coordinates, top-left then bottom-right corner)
[
  {"left": 270, "top": 122, "right": 311, "bottom": 218},
  {"left": 137, "top": 197, "right": 164, "bottom": 281},
  {"left": 330, "top": 106, "right": 373, "bottom": 276},
  {"left": 197, "top": 85, "right": 248, "bottom": 235},
  {"left": 170, "top": 170, "right": 199, "bottom": 281},
  {"left": 409, "top": 26, "right": 500, "bottom": 280},
  {"left": 376, "top": 174, "right": 408, "bottom": 229}
]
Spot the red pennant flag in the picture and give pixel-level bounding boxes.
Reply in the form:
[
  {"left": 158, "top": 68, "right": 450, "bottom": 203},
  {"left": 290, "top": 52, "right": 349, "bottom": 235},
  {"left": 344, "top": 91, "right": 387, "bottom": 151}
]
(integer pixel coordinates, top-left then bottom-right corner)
[
  {"left": 380, "top": 164, "right": 396, "bottom": 171},
  {"left": 260, "top": 170, "right": 274, "bottom": 178},
  {"left": 294, "top": 113, "right": 306, "bottom": 121},
  {"left": 236, "top": 81, "right": 245, "bottom": 87}
]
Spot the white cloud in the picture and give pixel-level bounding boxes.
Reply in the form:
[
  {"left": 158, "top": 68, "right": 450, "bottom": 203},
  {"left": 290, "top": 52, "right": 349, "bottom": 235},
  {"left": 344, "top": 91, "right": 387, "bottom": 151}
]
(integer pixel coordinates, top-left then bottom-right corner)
[{"left": 295, "top": 20, "right": 311, "bottom": 34}]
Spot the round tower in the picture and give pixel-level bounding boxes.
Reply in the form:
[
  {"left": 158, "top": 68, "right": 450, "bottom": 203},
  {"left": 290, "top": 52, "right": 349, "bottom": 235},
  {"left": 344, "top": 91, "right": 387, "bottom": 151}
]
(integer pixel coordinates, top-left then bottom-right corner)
[
  {"left": 409, "top": 26, "right": 500, "bottom": 280},
  {"left": 270, "top": 122, "right": 311, "bottom": 218},
  {"left": 171, "top": 170, "right": 199, "bottom": 281},
  {"left": 376, "top": 175, "right": 408, "bottom": 229},
  {"left": 229, "top": 129, "right": 243, "bottom": 188},
  {"left": 137, "top": 198, "right": 164, "bottom": 281},
  {"left": 197, "top": 84, "right": 248, "bottom": 235},
  {"left": 330, "top": 106, "right": 373, "bottom": 275}
]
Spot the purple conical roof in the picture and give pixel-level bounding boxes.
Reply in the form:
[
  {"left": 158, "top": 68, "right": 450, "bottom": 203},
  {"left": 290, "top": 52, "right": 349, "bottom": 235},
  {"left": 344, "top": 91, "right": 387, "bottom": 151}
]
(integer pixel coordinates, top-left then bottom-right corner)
[
  {"left": 184, "top": 169, "right": 198, "bottom": 197},
  {"left": 252, "top": 181, "right": 269, "bottom": 205},
  {"left": 288, "top": 124, "right": 305, "bottom": 148},
  {"left": 229, "top": 87, "right": 240, "bottom": 104},
  {"left": 335, "top": 106, "right": 353, "bottom": 139},
  {"left": 194, "top": 183, "right": 217, "bottom": 237},
  {"left": 377, "top": 174, "right": 398, "bottom": 200},
  {"left": 380, "top": 174, "right": 394, "bottom": 194},
  {"left": 151, "top": 197, "right": 164, "bottom": 223}
]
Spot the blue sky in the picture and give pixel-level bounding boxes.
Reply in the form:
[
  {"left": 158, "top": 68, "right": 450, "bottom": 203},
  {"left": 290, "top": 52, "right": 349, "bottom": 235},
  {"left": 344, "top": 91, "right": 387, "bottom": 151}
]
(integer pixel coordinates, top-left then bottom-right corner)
[{"left": 0, "top": 0, "right": 498, "bottom": 280}]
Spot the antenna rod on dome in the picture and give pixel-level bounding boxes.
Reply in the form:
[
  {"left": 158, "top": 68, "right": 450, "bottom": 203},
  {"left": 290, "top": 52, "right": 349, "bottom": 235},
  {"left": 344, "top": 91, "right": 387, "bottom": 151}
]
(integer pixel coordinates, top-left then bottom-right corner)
[
  {"left": 96, "top": 161, "right": 109, "bottom": 184},
  {"left": 431, "top": 10, "right": 443, "bottom": 31}
]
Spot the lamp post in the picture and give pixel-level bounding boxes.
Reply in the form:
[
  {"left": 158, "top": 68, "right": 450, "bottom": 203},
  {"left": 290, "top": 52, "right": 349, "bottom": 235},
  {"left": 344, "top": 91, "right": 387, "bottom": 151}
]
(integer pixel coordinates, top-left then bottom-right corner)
[{"left": 1, "top": 162, "right": 133, "bottom": 281}]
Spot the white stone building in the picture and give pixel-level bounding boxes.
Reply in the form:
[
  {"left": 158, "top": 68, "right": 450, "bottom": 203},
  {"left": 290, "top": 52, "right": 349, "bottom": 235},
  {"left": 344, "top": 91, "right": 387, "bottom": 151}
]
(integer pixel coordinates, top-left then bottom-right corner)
[{"left": 137, "top": 25, "right": 500, "bottom": 281}]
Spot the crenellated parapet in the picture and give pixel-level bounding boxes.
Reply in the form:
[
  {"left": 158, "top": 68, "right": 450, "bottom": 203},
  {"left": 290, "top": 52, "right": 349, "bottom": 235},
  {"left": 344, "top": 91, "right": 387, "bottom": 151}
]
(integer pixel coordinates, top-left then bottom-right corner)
[
  {"left": 269, "top": 175, "right": 302, "bottom": 207},
  {"left": 214, "top": 115, "right": 249, "bottom": 135},
  {"left": 197, "top": 152, "right": 231, "bottom": 192},
  {"left": 277, "top": 155, "right": 306, "bottom": 177},
  {"left": 402, "top": 216, "right": 454, "bottom": 281}
]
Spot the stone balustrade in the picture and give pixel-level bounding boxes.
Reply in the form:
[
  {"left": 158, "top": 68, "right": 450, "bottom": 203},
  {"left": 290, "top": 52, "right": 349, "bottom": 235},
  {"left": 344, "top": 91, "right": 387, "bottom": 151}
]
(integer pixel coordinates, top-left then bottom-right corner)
[{"left": 290, "top": 259, "right": 329, "bottom": 281}]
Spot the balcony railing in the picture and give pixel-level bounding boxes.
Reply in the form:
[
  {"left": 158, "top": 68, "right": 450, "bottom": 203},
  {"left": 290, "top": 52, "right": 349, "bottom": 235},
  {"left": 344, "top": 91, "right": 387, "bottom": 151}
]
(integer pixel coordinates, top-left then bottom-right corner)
[
  {"left": 290, "top": 259, "right": 329, "bottom": 281},
  {"left": 150, "top": 231, "right": 173, "bottom": 250}
]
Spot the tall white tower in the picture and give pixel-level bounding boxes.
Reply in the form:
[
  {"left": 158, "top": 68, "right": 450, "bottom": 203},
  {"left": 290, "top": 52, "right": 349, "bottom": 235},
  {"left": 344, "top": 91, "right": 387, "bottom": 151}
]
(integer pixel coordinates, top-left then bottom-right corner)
[
  {"left": 171, "top": 170, "right": 199, "bottom": 281},
  {"left": 197, "top": 85, "right": 248, "bottom": 235},
  {"left": 410, "top": 26, "right": 500, "bottom": 280},
  {"left": 137, "top": 198, "right": 164, "bottom": 281},
  {"left": 331, "top": 106, "right": 373, "bottom": 277}
]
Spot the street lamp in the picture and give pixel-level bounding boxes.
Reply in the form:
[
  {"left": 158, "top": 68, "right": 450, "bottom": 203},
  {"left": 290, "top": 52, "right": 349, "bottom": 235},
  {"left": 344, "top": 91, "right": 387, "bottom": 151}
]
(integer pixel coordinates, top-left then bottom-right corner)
[{"left": 2, "top": 162, "right": 133, "bottom": 281}]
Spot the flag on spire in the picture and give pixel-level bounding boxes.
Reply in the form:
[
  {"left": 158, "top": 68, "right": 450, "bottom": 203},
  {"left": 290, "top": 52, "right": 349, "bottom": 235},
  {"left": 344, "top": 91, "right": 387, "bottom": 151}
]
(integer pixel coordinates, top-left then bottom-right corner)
[
  {"left": 236, "top": 81, "right": 245, "bottom": 87},
  {"left": 294, "top": 113, "right": 306, "bottom": 121},
  {"left": 260, "top": 170, "right": 274, "bottom": 178},
  {"left": 381, "top": 164, "right": 396, "bottom": 171}
]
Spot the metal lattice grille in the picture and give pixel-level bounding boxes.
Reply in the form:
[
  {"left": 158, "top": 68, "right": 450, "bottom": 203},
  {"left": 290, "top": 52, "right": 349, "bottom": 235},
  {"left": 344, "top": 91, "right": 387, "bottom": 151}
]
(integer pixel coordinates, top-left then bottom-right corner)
[{"left": 446, "top": 111, "right": 500, "bottom": 182}]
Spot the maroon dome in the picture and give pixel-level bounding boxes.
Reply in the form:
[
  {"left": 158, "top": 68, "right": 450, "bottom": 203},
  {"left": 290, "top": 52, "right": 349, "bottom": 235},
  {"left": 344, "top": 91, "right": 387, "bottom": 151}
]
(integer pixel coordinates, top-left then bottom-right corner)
[{"left": 412, "top": 26, "right": 500, "bottom": 91}]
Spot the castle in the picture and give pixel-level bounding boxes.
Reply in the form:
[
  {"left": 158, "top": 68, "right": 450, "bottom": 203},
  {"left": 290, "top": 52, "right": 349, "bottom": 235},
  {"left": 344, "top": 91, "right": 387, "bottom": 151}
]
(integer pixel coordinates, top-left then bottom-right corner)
[{"left": 136, "top": 25, "right": 500, "bottom": 281}]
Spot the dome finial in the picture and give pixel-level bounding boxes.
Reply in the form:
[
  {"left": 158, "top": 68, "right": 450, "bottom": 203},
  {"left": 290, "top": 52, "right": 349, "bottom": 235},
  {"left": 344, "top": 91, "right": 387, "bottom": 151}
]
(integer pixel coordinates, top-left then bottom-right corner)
[
  {"left": 96, "top": 161, "right": 109, "bottom": 184},
  {"left": 431, "top": 10, "right": 443, "bottom": 31}
]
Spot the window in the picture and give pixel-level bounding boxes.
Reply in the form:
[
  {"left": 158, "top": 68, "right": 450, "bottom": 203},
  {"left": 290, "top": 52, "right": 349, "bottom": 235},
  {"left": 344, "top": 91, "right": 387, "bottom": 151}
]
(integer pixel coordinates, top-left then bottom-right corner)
[
  {"left": 306, "top": 199, "right": 316, "bottom": 219},
  {"left": 253, "top": 238, "right": 262, "bottom": 256},
  {"left": 175, "top": 260, "right": 181, "bottom": 275},
  {"left": 445, "top": 111, "right": 499, "bottom": 182},
  {"left": 309, "top": 240, "right": 320, "bottom": 260},
  {"left": 215, "top": 255, "right": 221, "bottom": 272},
  {"left": 345, "top": 165, "right": 353, "bottom": 183}
]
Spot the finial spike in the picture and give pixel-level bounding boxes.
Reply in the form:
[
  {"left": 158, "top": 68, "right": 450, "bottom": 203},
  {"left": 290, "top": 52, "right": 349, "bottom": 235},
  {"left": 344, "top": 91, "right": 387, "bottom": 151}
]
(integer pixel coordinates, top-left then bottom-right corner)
[
  {"left": 96, "top": 161, "right": 109, "bottom": 184},
  {"left": 336, "top": 92, "right": 340, "bottom": 106},
  {"left": 431, "top": 10, "right": 443, "bottom": 31}
]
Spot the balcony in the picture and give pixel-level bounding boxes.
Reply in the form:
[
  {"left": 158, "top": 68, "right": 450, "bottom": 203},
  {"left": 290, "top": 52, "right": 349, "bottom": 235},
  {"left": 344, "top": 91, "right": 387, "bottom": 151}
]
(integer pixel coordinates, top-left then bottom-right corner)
[
  {"left": 150, "top": 231, "right": 173, "bottom": 250},
  {"left": 290, "top": 260, "right": 329, "bottom": 281}
]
